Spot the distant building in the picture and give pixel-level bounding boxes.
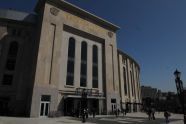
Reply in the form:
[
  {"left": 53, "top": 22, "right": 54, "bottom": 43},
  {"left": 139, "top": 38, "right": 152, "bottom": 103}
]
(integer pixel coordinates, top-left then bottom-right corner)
[
  {"left": 141, "top": 86, "right": 181, "bottom": 113},
  {"left": 141, "top": 86, "right": 157, "bottom": 100},
  {"left": 0, "top": 0, "right": 141, "bottom": 117}
]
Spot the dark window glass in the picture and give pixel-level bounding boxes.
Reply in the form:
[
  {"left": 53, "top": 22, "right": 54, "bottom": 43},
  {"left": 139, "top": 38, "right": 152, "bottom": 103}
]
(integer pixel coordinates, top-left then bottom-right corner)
[
  {"left": 130, "top": 71, "right": 134, "bottom": 96},
  {"left": 6, "top": 59, "right": 16, "bottom": 70},
  {"left": 80, "top": 76, "right": 87, "bottom": 87},
  {"left": 12, "top": 29, "right": 16, "bottom": 36},
  {"left": 40, "top": 103, "right": 44, "bottom": 116},
  {"left": 92, "top": 45, "right": 98, "bottom": 88},
  {"left": 123, "top": 67, "right": 127, "bottom": 95},
  {"left": 67, "top": 60, "right": 74, "bottom": 74},
  {"left": 93, "top": 66, "right": 98, "bottom": 77},
  {"left": 45, "top": 103, "right": 49, "bottom": 116},
  {"left": 93, "top": 45, "right": 98, "bottom": 64},
  {"left": 93, "top": 78, "right": 98, "bottom": 88},
  {"left": 81, "top": 63, "right": 87, "bottom": 75},
  {"left": 68, "top": 37, "right": 75, "bottom": 58},
  {"left": 111, "top": 99, "right": 116, "bottom": 103},
  {"left": 41, "top": 95, "right": 51, "bottom": 101},
  {"left": 66, "top": 37, "right": 76, "bottom": 86},
  {"left": 80, "top": 41, "right": 87, "bottom": 87},
  {"left": 66, "top": 75, "right": 74, "bottom": 85},
  {"left": 81, "top": 42, "right": 87, "bottom": 61},
  {"left": 8, "top": 41, "right": 18, "bottom": 57},
  {"left": 2, "top": 74, "right": 13, "bottom": 85}
]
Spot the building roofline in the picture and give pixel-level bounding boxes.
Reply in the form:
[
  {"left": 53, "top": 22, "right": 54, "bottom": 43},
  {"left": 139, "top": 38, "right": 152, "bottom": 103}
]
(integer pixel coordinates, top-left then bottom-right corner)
[
  {"left": 0, "top": 9, "right": 37, "bottom": 24},
  {"left": 35, "top": 0, "right": 120, "bottom": 32},
  {"left": 117, "top": 49, "right": 140, "bottom": 70}
]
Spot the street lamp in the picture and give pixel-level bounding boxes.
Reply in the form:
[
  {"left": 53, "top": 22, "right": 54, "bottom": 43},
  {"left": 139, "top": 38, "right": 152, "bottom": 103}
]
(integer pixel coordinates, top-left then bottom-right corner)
[{"left": 174, "top": 69, "right": 186, "bottom": 124}]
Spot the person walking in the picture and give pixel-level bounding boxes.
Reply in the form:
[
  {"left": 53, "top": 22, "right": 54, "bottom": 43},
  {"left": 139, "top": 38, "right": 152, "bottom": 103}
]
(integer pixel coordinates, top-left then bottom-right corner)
[
  {"left": 164, "top": 110, "right": 171, "bottom": 124},
  {"left": 92, "top": 108, "right": 96, "bottom": 118},
  {"left": 82, "top": 109, "right": 86, "bottom": 123},
  {"left": 117, "top": 108, "right": 120, "bottom": 116},
  {"left": 152, "top": 108, "right": 156, "bottom": 120},
  {"left": 147, "top": 108, "right": 152, "bottom": 120}
]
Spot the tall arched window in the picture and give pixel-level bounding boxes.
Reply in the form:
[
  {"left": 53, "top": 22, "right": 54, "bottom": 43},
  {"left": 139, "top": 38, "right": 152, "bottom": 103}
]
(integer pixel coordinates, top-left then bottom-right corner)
[
  {"left": 2, "top": 41, "right": 19, "bottom": 85},
  {"left": 92, "top": 45, "right": 98, "bottom": 88},
  {"left": 80, "top": 41, "right": 87, "bottom": 87},
  {"left": 8, "top": 41, "right": 18, "bottom": 57},
  {"left": 123, "top": 67, "right": 127, "bottom": 95},
  {"left": 66, "top": 37, "right": 76, "bottom": 86},
  {"left": 6, "top": 41, "right": 19, "bottom": 71}
]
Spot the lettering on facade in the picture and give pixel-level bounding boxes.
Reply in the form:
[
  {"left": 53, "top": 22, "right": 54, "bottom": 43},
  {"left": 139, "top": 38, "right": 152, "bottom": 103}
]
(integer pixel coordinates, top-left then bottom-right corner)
[
  {"left": 75, "top": 88, "right": 103, "bottom": 97},
  {"left": 50, "top": 7, "right": 59, "bottom": 16}
]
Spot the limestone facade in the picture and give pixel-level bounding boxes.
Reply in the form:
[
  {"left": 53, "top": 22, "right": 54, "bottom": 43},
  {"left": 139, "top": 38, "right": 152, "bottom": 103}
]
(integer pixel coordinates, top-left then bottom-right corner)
[
  {"left": 118, "top": 50, "right": 142, "bottom": 112},
  {"left": 0, "top": 0, "right": 141, "bottom": 117}
]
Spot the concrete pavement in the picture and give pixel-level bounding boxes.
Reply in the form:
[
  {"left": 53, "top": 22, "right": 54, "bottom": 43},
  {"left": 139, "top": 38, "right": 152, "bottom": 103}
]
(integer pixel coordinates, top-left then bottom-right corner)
[{"left": 0, "top": 112, "right": 184, "bottom": 124}]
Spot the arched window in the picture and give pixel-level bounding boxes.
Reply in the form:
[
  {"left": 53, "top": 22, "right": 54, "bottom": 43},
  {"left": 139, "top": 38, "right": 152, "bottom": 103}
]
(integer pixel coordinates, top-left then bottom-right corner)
[
  {"left": 80, "top": 41, "right": 87, "bottom": 87},
  {"left": 66, "top": 37, "right": 76, "bottom": 86},
  {"left": 6, "top": 41, "right": 19, "bottom": 71},
  {"left": 92, "top": 45, "right": 98, "bottom": 88},
  {"left": 123, "top": 67, "right": 127, "bottom": 95},
  {"left": 68, "top": 37, "right": 75, "bottom": 58},
  {"left": 8, "top": 41, "right": 18, "bottom": 57},
  {"left": 2, "top": 41, "right": 19, "bottom": 85},
  {"left": 81, "top": 42, "right": 87, "bottom": 61}
]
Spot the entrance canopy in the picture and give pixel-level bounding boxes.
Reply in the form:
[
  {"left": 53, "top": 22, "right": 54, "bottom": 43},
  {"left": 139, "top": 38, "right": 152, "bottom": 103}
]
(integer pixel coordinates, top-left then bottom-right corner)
[{"left": 64, "top": 95, "right": 105, "bottom": 100}]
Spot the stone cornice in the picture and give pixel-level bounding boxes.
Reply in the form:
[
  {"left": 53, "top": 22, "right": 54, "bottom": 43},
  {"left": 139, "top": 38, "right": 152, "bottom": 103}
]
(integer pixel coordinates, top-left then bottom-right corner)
[{"left": 35, "top": 0, "right": 120, "bottom": 32}]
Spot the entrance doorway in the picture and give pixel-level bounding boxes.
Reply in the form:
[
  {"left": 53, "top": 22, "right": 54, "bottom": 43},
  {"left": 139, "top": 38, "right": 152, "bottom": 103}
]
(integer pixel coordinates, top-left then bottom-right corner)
[
  {"left": 0, "top": 97, "right": 9, "bottom": 116},
  {"left": 40, "top": 95, "right": 50, "bottom": 117},
  {"left": 111, "top": 98, "right": 117, "bottom": 114}
]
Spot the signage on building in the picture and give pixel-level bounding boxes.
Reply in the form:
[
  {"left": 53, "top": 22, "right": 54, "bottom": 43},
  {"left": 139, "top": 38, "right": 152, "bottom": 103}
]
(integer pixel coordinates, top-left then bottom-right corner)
[{"left": 75, "top": 88, "right": 103, "bottom": 97}]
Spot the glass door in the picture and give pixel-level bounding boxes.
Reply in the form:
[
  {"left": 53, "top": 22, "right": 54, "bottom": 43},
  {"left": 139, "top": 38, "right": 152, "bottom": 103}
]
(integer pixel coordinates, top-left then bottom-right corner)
[{"left": 40, "top": 102, "right": 50, "bottom": 117}]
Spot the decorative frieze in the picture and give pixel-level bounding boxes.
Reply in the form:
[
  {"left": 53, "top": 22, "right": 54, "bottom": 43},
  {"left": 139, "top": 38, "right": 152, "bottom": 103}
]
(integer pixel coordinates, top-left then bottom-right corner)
[{"left": 50, "top": 7, "right": 59, "bottom": 16}]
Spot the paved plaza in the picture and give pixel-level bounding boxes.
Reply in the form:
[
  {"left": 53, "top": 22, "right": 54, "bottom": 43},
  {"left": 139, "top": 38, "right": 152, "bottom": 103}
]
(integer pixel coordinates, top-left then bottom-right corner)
[{"left": 0, "top": 112, "right": 184, "bottom": 124}]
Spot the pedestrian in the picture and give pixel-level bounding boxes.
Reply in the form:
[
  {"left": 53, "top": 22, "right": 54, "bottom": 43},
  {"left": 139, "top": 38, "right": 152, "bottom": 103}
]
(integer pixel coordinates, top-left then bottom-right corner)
[
  {"left": 92, "top": 108, "right": 96, "bottom": 118},
  {"left": 152, "top": 108, "right": 155, "bottom": 120},
  {"left": 82, "top": 109, "right": 86, "bottom": 123},
  {"left": 147, "top": 108, "right": 152, "bottom": 120},
  {"left": 121, "top": 108, "right": 125, "bottom": 116},
  {"left": 117, "top": 108, "right": 120, "bottom": 116},
  {"left": 164, "top": 110, "right": 171, "bottom": 124},
  {"left": 86, "top": 108, "right": 88, "bottom": 118},
  {"left": 115, "top": 109, "right": 118, "bottom": 117}
]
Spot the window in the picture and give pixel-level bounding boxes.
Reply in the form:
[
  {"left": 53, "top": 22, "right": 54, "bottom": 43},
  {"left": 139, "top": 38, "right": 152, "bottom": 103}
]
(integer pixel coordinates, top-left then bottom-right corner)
[
  {"left": 1, "top": 41, "right": 19, "bottom": 85},
  {"left": 68, "top": 37, "right": 76, "bottom": 58},
  {"left": 2, "top": 74, "right": 13, "bottom": 85},
  {"left": 130, "top": 71, "right": 134, "bottom": 96},
  {"left": 6, "top": 59, "right": 16, "bottom": 70},
  {"left": 81, "top": 42, "right": 87, "bottom": 61},
  {"left": 8, "top": 41, "right": 18, "bottom": 57},
  {"left": 92, "top": 45, "right": 98, "bottom": 88},
  {"left": 93, "top": 45, "right": 98, "bottom": 63},
  {"left": 111, "top": 99, "right": 116, "bottom": 103},
  {"left": 80, "top": 41, "right": 87, "bottom": 87},
  {"left": 41, "top": 95, "right": 51, "bottom": 102},
  {"left": 66, "top": 37, "right": 76, "bottom": 86},
  {"left": 123, "top": 67, "right": 127, "bottom": 95}
]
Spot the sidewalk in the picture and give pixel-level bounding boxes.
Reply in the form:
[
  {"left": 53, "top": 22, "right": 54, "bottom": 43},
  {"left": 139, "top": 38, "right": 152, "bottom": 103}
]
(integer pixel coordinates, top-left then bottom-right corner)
[{"left": 0, "top": 112, "right": 184, "bottom": 124}]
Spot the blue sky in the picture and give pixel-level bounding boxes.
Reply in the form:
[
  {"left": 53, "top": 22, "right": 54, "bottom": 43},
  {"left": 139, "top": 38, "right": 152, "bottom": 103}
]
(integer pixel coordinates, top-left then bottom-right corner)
[{"left": 1, "top": 0, "right": 186, "bottom": 92}]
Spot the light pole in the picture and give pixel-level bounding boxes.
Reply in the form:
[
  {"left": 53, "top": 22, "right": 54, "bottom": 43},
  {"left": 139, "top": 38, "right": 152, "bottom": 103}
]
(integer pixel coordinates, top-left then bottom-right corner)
[{"left": 174, "top": 69, "right": 186, "bottom": 124}]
